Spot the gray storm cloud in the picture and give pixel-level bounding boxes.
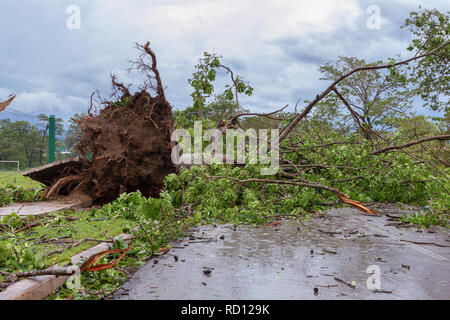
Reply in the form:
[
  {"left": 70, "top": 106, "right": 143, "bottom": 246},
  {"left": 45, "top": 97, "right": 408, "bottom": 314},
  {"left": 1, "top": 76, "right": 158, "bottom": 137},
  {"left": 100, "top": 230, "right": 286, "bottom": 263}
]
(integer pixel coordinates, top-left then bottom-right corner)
[{"left": 0, "top": 0, "right": 448, "bottom": 119}]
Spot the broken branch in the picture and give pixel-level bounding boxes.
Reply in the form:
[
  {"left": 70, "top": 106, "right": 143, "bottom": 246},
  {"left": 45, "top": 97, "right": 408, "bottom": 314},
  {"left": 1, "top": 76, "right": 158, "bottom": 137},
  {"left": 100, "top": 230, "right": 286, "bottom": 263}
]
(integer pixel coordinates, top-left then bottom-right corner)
[{"left": 371, "top": 135, "right": 450, "bottom": 155}]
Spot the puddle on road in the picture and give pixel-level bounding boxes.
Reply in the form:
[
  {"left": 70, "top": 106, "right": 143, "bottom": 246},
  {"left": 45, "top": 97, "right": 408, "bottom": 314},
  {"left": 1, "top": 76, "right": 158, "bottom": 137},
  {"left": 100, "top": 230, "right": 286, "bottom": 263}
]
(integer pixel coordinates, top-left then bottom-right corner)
[{"left": 115, "top": 207, "right": 450, "bottom": 300}]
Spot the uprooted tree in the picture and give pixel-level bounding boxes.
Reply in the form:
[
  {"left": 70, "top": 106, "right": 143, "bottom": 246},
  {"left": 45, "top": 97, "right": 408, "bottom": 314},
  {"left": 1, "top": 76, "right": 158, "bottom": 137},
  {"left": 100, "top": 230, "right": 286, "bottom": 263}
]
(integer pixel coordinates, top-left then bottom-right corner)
[
  {"left": 43, "top": 42, "right": 177, "bottom": 204},
  {"left": 34, "top": 8, "right": 448, "bottom": 216}
]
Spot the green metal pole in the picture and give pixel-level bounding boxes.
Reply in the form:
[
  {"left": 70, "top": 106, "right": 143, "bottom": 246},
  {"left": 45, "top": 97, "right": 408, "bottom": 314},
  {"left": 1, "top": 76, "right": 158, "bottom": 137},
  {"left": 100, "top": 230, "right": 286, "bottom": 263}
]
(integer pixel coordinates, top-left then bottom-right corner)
[{"left": 48, "top": 115, "right": 55, "bottom": 163}]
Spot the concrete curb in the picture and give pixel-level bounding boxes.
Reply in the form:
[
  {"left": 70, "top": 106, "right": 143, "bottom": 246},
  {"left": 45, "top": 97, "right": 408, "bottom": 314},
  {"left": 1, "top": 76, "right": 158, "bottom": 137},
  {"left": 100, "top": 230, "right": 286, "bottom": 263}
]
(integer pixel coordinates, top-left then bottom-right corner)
[
  {"left": 0, "top": 201, "right": 82, "bottom": 218},
  {"left": 0, "top": 233, "right": 133, "bottom": 300}
]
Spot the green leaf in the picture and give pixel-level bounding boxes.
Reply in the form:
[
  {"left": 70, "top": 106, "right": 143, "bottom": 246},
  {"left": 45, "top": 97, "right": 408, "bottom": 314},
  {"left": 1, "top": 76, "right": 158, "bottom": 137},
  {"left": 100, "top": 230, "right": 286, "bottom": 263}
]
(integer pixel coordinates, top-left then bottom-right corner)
[
  {"left": 141, "top": 198, "right": 163, "bottom": 220},
  {"left": 22, "top": 248, "right": 36, "bottom": 267},
  {"left": 0, "top": 245, "right": 10, "bottom": 263}
]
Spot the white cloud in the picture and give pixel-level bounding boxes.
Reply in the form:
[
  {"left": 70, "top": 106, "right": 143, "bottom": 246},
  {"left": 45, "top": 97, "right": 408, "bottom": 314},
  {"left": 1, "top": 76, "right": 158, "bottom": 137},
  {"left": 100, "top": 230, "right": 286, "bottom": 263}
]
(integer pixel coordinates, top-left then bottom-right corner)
[
  {"left": 0, "top": 88, "right": 13, "bottom": 100},
  {"left": 79, "top": 0, "right": 365, "bottom": 112},
  {"left": 7, "top": 90, "right": 87, "bottom": 116}
]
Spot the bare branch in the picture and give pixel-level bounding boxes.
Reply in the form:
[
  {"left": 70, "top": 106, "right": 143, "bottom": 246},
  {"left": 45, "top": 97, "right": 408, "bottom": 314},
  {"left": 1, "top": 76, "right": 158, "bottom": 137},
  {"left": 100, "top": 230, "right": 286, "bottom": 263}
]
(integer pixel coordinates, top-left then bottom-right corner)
[
  {"left": 142, "top": 41, "right": 165, "bottom": 98},
  {"left": 278, "top": 40, "right": 450, "bottom": 143},
  {"left": 371, "top": 135, "right": 450, "bottom": 155}
]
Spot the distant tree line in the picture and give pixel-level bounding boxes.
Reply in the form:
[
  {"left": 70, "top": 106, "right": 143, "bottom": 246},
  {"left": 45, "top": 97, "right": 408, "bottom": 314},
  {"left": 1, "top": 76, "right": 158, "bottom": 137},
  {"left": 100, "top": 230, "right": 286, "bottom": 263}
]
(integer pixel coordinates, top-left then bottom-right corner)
[{"left": 0, "top": 114, "right": 72, "bottom": 169}]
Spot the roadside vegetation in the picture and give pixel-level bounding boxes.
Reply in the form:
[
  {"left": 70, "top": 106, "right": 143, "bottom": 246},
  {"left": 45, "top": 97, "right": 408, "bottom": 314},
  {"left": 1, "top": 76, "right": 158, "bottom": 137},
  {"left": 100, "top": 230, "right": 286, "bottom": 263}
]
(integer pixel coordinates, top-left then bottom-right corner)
[{"left": 0, "top": 185, "right": 43, "bottom": 206}]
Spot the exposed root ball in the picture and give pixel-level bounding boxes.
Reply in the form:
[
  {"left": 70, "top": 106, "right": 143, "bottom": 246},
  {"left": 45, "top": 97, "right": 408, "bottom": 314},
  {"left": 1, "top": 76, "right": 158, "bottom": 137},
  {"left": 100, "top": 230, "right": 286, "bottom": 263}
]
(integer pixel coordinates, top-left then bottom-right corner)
[{"left": 46, "top": 42, "right": 177, "bottom": 204}]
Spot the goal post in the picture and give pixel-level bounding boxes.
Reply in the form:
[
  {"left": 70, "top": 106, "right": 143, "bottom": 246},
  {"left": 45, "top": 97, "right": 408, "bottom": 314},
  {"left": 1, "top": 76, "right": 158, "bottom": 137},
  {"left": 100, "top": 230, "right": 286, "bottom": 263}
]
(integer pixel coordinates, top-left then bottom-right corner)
[{"left": 0, "top": 161, "right": 20, "bottom": 172}]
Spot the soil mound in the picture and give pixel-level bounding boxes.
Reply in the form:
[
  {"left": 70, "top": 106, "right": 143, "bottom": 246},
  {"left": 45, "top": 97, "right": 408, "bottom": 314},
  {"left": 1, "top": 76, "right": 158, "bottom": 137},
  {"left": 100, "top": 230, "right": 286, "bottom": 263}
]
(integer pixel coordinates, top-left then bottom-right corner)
[{"left": 44, "top": 42, "right": 176, "bottom": 204}]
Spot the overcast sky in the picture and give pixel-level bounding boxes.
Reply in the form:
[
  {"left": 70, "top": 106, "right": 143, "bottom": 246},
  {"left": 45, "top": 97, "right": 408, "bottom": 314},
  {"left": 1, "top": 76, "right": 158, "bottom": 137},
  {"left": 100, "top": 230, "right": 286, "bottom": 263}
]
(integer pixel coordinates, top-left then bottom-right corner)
[{"left": 0, "top": 0, "right": 448, "bottom": 120}]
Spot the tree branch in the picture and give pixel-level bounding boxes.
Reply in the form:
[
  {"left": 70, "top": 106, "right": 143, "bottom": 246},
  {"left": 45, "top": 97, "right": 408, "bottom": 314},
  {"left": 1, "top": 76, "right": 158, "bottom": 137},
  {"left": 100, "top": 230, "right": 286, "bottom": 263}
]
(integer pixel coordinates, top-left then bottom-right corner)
[
  {"left": 371, "top": 135, "right": 450, "bottom": 155},
  {"left": 139, "top": 41, "right": 165, "bottom": 98},
  {"left": 277, "top": 40, "right": 450, "bottom": 143}
]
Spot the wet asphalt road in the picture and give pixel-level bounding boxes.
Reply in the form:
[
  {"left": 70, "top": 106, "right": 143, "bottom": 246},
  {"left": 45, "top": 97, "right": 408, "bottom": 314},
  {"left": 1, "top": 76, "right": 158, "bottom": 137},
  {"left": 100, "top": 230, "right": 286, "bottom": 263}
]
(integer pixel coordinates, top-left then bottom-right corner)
[{"left": 114, "top": 205, "right": 450, "bottom": 300}]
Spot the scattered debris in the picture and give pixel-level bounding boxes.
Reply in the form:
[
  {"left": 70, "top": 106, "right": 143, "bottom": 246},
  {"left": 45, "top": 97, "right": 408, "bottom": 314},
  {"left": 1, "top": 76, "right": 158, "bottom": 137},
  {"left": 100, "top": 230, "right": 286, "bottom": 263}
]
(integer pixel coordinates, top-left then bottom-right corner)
[
  {"left": 322, "top": 248, "right": 337, "bottom": 255},
  {"left": 373, "top": 289, "right": 393, "bottom": 294},
  {"left": 385, "top": 221, "right": 411, "bottom": 228},
  {"left": 385, "top": 213, "right": 402, "bottom": 220},
  {"left": 373, "top": 233, "right": 388, "bottom": 238},
  {"left": 154, "top": 246, "right": 171, "bottom": 255},
  {"left": 317, "top": 229, "right": 342, "bottom": 236},
  {"left": 320, "top": 273, "right": 336, "bottom": 277},
  {"left": 0, "top": 268, "right": 75, "bottom": 283},
  {"left": 13, "top": 222, "right": 42, "bottom": 234},
  {"left": 314, "top": 284, "right": 338, "bottom": 288},
  {"left": 334, "top": 277, "right": 356, "bottom": 289},
  {"left": 337, "top": 194, "right": 378, "bottom": 215},
  {"left": 265, "top": 221, "right": 281, "bottom": 227},
  {"left": 401, "top": 264, "right": 411, "bottom": 270},
  {"left": 400, "top": 239, "right": 450, "bottom": 247}
]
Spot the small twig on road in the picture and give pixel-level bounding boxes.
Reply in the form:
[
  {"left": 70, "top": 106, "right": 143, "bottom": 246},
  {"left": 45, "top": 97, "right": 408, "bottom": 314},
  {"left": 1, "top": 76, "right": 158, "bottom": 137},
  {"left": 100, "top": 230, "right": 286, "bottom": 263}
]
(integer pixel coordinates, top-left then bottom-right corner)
[
  {"left": 384, "top": 221, "right": 411, "bottom": 228},
  {"left": 314, "top": 284, "right": 338, "bottom": 288},
  {"left": 322, "top": 248, "right": 337, "bottom": 255},
  {"left": 400, "top": 239, "right": 450, "bottom": 247},
  {"left": 372, "top": 289, "right": 393, "bottom": 294},
  {"left": 318, "top": 229, "right": 342, "bottom": 236},
  {"left": 266, "top": 214, "right": 306, "bottom": 226},
  {"left": 385, "top": 214, "right": 403, "bottom": 220},
  {"left": 334, "top": 277, "right": 355, "bottom": 289},
  {"left": 15, "top": 206, "right": 25, "bottom": 215}
]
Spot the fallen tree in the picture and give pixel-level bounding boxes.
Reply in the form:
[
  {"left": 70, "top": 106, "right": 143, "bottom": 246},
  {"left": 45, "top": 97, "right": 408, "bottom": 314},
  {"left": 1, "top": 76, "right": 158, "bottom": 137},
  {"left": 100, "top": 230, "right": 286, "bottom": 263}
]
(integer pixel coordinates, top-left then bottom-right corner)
[
  {"left": 203, "top": 40, "right": 449, "bottom": 215},
  {"left": 28, "top": 39, "right": 449, "bottom": 212},
  {"left": 43, "top": 42, "right": 177, "bottom": 204}
]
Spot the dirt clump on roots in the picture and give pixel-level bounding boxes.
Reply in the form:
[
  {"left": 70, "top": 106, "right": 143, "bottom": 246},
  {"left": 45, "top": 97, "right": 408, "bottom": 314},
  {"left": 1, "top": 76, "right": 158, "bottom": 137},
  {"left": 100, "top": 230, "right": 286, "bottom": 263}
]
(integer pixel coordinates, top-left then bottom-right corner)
[{"left": 44, "top": 42, "right": 177, "bottom": 205}]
